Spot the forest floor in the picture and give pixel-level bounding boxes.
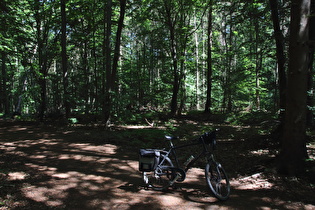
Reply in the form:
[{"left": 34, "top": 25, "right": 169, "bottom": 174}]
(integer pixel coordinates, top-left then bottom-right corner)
[{"left": 0, "top": 116, "right": 315, "bottom": 209}]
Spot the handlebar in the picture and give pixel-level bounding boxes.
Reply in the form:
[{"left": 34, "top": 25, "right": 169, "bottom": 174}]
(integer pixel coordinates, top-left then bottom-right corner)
[
  {"left": 164, "top": 129, "right": 219, "bottom": 149},
  {"left": 199, "top": 129, "right": 219, "bottom": 149}
]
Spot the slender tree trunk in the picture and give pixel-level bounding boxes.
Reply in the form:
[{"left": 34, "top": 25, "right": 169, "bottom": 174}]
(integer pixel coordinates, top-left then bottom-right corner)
[
  {"left": 35, "top": 0, "right": 46, "bottom": 122},
  {"left": 102, "top": 0, "right": 126, "bottom": 121},
  {"left": 92, "top": 7, "right": 99, "bottom": 113},
  {"left": 306, "top": 0, "right": 315, "bottom": 127},
  {"left": 220, "top": 18, "right": 228, "bottom": 113},
  {"left": 178, "top": 58, "right": 186, "bottom": 116},
  {"left": 103, "top": 0, "right": 112, "bottom": 123},
  {"left": 163, "top": 0, "right": 179, "bottom": 116},
  {"left": 0, "top": 53, "right": 3, "bottom": 113},
  {"left": 82, "top": 40, "right": 90, "bottom": 114},
  {"left": 0, "top": 1, "right": 9, "bottom": 115},
  {"left": 254, "top": 17, "right": 261, "bottom": 110},
  {"left": 194, "top": 13, "right": 200, "bottom": 110},
  {"left": 177, "top": 10, "right": 189, "bottom": 116},
  {"left": 269, "top": 0, "right": 287, "bottom": 122},
  {"left": 306, "top": 46, "right": 314, "bottom": 127},
  {"left": 205, "top": 1, "right": 213, "bottom": 113},
  {"left": 112, "top": 0, "right": 126, "bottom": 90},
  {"left": 278, "top": 0, "right": 310, "bottom": 175},
  {"left": 61, "top": 0, "right": 69, "bottom": 119},
  {"left": 226, "top": 10, "right": 233, "bottom": 113},
  {"left": 169, "top": 26, "right": 180, "bottom": 116},
  {"left": 39, "top": 69, "right": 47, "bottom": 122},
  {"left": 1, "top": 52, "right": 9, "bottom": 115}
]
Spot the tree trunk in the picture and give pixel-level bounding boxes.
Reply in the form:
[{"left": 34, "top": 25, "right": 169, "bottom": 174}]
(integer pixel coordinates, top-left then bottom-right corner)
[
  {"left": 1, "top": 52, "right": 9, "bottom": 115},
  {"left": 278, "top": 0, "right": 310, "bottom": 175},
  {"left": 61, "top": 0, "right": 70, "bottom": 119},
  {"left": 254, "top": 16, "right": 261, "bottom": 110},
  {"left": 163, "top": 0, "right": 179, "bottom": 116},
  {"left": 306, "top": 47, "right": 314, "bottom": 127},
  {"left": 194, "top": 14, "right": 200, "bottom": 110},
  {"left": 82, "top": 39, "right": 90, "bottom": 114},
  {"left": 178, "top": 59, "right": 186, "bottom": 116},
  {"left": 269, "top": 0, "right": 287, "bottom": 125},
  {"left": 169, "top": 26, "right": 180, "bottom": 116},
  {"left": 306, "top": 0, "right": 315, "bottom": 127},
  {"left": 35, "top": 0, "right": 46, "bottom": 122},
  {"left": 112, "top": 0, "right": 126, "bottom": 90},
  {"left": 205, "top": 1, "right": 213, "bottom": 113},
  {"left": 103, "top": 0, "right": 112, "bottom": 123},
  {"left": 226, "top": 11, "right": 233, "bottom": 113},
  {"left": 91, "top": 9, "right": 99, "bottom": 113},
  {"left": 0, "top": 0, "right": 9, "bottom": 119}
]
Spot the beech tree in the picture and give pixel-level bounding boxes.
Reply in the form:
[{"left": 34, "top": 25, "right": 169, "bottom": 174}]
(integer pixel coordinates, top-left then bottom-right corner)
[
  {"left": 269, "top": 0, "right": 287, "bottom": 117},
  {"left": 205, "top": 0, "right": 213, "bottom": 113},
  {"left": 61, "top": 0, "right": 69, "bottom": 119},
  {"left": 103, "top": 0, "right": 112, "bottom": 123},
  {"left": 279, "top": 0, "right": 310, "bottom": 175}
]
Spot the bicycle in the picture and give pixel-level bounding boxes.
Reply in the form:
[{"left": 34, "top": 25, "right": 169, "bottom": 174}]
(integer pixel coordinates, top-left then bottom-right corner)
[{"left": 139, "top": 129, "right": 230, "bottom": 201}]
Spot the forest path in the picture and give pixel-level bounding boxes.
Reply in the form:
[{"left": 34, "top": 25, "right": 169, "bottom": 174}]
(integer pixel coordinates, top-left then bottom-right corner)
[{"left": 0, "top": 121, "right": 314, "bottom": 209}]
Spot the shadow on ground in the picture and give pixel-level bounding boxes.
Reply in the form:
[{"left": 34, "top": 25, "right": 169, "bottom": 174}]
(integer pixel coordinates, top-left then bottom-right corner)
[{"left": 0, "top": 121, "right": 314, "bottom": 209}]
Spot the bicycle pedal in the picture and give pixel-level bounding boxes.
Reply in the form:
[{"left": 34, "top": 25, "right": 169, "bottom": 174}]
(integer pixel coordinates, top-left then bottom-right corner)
[{"left": 170, "top": 168, "right": 186, "bottom": 182}]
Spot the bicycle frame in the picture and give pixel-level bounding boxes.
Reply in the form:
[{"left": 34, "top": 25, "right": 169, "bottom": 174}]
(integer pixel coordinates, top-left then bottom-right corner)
[
  {"left": 159, "top": 135, "right": 214, "bottom": 173},
  {"left": 142, "top": 130, "right": 230, "bottom": 201}
]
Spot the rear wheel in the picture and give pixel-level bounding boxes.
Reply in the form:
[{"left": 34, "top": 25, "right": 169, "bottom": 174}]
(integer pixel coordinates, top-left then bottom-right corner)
[
  {"left": 142, "top": 154, "right": 173, "bottom": 191},
  {"left": 205, "top": 161, "right": 230, "bottom": 201}
]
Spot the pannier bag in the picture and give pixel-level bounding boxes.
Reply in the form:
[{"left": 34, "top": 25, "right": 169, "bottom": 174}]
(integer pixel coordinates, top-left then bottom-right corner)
[{"left": 139, "top": 149, "right": 160, "bottom": 172}]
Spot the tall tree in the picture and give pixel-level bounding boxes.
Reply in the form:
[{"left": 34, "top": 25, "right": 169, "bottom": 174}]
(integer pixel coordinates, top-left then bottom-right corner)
[
  {"left": 103, "top": 0, "right": 112, "bottom": 123},
  {"left": 162, "top": 0, "right": 180, "bottom": 116},
  {"left": 279, "top": 0, "right": 310, "bottom": 175},
  {"left": 103, "top": 0, "right": 126, "bottom": 123},
  {"left": 1, "top": 52, "right": 9, "bottom": 115},
  {"left": 112, "top": 0, "right": 127, "bottom": 90},
  {"left": 306, "top": 0, "right": 315, "bottom": 126},
  {"left": 253, "top": 4, "right": 262, "bottom": 110},
  {"left": 221, "top": 3, "right": 235, "bottom": 112},
  {"left": 269, "top": 0, "right": 287, "bottom": 120},
  {"left": 205, "top": 0, "right": 213, "bottom": 113},
  {"left": 61, "top": 0, "right": 70, "bottom": 119},
  {"left": 34, "top": 0, "right": 47, "bottom": 121},
  {"left": 0, "top": 2, "right": 9, "bottom": 115},
  {"left": 0, "top": 0, "right": 292, "bottom": 121}
]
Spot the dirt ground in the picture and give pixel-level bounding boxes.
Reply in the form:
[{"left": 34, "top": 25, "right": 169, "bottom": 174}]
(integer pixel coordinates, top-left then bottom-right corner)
[{"left": 0, "top": 120, "right": 315, "bottom": 209}]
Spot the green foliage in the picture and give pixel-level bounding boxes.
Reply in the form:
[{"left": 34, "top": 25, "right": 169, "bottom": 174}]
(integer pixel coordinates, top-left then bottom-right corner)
[
  {"left": 0, "top": 0, "right": 293, "bottom": 124},
  {"left": 68, "top": 118, "right": 79, "bottom": 124}
]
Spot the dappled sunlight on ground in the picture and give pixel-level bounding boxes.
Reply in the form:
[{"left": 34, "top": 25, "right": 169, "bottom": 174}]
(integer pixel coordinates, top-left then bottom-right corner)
[
  {"left": 7, "top": 172, "right": 29, "bottom": 181},
  {"left": 230, "top": 173, "right": 274, "bottom": 190},
  {"left": 249, "top": 149, "right": 277, "bottom": 158},
  {"left": 308, "top": 144, "right": 315, "bottom": 159},
  {"left": 115, "top": 125, "right": 167, "bottom": 130},
  {"left": 1, "top": 122, "right": 314, "bottom": 209}
]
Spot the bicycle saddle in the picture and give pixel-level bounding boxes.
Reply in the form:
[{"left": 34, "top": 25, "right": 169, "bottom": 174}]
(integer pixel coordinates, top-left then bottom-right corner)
[{"left": 165, "top": 135, "right": 179, "bottom": 140}]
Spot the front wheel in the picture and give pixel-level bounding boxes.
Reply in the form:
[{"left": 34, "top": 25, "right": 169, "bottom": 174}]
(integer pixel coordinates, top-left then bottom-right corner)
[{"left": 205, "top": 161, "right": 230, "bottom": 201}]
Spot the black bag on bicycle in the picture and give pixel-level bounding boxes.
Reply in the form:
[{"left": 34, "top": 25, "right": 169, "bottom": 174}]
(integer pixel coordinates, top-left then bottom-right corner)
[{"left": 139, "top": 149, "right": 160, "bottom": 172}]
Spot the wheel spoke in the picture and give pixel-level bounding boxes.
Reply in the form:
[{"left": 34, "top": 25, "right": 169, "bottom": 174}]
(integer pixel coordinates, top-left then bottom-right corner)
[{"left": 205, "top": 161, "right": 230, "bottom": 200}]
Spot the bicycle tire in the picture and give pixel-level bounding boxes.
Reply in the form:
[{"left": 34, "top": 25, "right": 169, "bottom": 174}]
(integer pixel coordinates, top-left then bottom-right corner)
[
  {"left": 142, "top": 154, "right": 173, "bottom": 191},
  {"left": 205, "top": 161, "right": 230, "bottom": 201}
]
